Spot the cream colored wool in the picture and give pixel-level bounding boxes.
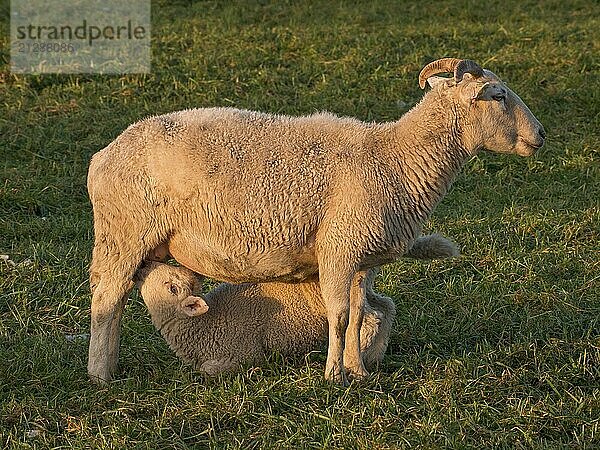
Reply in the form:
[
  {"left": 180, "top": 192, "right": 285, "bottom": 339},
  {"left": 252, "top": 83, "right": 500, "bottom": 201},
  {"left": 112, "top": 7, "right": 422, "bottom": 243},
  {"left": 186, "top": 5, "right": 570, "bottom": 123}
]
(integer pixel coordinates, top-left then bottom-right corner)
[
  {"left": 136, "top": 264, "right": 393, "bottom": 375},
  {"left": 134, "top": 234, "right": 458, "bottom": 375},
  {"left": 87, "top": 58, "right": 544, "bottom": 384}
]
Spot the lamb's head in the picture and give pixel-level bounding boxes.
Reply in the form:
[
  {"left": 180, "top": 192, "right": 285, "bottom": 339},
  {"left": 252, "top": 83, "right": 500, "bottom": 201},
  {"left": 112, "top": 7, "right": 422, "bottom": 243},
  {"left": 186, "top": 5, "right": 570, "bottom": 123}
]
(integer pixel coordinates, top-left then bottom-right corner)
[
  {"left": 419, "top": 58, "right": 546, "bottom": 157},
  {"left": 134, "top": 262, "right": 209, "bottom": 326}
]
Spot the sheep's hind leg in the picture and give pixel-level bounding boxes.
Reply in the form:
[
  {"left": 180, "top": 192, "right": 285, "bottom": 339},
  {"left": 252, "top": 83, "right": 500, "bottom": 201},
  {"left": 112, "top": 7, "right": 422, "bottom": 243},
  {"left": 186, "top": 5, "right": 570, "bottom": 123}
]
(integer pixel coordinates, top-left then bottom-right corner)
[
  {"left": 88, "top": 245, "right": 142, "bottom": 384},
  {"left": 88, "top": 276, "right": 133, "bottom": 383}
]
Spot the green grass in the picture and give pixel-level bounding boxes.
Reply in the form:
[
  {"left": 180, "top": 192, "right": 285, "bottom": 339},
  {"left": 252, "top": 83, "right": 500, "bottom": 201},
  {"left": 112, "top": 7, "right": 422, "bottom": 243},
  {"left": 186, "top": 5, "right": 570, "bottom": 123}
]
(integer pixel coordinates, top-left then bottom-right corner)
[{"left": 1, "top": 0, "right": 599, "bottom": 447}]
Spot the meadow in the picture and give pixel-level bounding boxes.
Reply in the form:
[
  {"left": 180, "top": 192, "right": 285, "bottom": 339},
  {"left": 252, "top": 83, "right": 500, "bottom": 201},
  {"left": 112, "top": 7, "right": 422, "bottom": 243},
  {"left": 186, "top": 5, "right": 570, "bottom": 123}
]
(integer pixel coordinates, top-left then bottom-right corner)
[{"left": 0, "top": 0, "right": 598, "bottom": 448}]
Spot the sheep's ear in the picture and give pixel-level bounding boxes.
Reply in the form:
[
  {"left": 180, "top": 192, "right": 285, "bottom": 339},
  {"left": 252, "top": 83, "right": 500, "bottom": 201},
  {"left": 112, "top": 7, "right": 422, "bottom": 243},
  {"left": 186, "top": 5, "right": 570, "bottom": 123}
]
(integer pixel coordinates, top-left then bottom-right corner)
[
  {"left": 473, "top": 82, "right": 492, "bottom": 101},
  {"left": 180, "top": 295, "right": 209, "bottom": 317},
  {"left": 471, "top": 82, "right": 507, "bottom": 104},
  {"left": 426, "top": 76, "right": 450, "bottom": 89}
]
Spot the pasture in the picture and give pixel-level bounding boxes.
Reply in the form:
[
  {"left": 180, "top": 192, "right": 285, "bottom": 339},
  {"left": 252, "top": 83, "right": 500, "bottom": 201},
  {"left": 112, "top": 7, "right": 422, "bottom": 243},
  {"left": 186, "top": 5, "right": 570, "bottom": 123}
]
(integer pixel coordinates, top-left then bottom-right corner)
[{"left": 0, "top": 0, "right": 598, "bottom": 447}]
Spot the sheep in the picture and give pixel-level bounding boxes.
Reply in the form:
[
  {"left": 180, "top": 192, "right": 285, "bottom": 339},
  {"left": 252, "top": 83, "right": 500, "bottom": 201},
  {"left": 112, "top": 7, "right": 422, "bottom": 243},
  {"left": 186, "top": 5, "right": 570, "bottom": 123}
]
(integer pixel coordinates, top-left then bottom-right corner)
[
  {"left": 87, "top": 57, "right": 545, "bottom": 384},
  {"left": 135, "top": 264, "right": 393, "bottom": 375},
  {"left": 135, "top": 234, "right": 458, "bottom": 375}
]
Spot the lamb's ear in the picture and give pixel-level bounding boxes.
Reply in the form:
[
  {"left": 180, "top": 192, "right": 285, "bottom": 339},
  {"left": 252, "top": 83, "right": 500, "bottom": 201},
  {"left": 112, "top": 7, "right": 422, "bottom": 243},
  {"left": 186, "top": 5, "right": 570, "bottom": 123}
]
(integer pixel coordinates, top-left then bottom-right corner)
[{"left": 180, "top": 295, "right": 209, "bottom": 317}]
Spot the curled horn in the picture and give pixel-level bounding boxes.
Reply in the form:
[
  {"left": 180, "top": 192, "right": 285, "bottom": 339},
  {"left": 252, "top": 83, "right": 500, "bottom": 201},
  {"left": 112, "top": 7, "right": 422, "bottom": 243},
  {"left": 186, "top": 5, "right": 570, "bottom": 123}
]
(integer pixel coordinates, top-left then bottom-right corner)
[
  {"left": 418, "top": 58, "right": 462, "bottom": 89},
  {"left": 418, "top": 58, "right": 485, "bottom": 89},
  {"left": 454, "top": 59, "right": 484, "bottom": 84}
]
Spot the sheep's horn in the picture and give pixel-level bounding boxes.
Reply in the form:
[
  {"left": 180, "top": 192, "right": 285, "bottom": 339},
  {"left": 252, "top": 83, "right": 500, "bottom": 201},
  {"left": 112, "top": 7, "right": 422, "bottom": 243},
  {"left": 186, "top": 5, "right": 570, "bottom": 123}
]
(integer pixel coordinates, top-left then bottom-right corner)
[
  {"left": 454, "top": 59, "right": 484, "bottom": 84},
  {"left": 418, "top": 58, "right": 462, "bottom": 89},
  {"left": 418, "top": 58, "right": 484, "bottom": 89}
]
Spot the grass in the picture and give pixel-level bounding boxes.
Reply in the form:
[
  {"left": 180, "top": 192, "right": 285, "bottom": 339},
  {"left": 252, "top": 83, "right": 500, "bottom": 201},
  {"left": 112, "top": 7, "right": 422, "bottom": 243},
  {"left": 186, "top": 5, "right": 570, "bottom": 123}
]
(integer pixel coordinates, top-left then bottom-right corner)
[{"left": 0, "top": 0, "right": 599, "bottom": 447}]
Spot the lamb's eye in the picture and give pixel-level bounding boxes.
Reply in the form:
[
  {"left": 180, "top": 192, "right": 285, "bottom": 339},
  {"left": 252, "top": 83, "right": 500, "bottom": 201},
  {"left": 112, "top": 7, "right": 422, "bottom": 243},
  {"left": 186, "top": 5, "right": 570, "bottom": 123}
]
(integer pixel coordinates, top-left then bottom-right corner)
[
  {"left": 492, "top": 94, "right": 505, "bottom": 102},
  {"left": 169, "top": 284, "right": 179, "bottom": 295}
]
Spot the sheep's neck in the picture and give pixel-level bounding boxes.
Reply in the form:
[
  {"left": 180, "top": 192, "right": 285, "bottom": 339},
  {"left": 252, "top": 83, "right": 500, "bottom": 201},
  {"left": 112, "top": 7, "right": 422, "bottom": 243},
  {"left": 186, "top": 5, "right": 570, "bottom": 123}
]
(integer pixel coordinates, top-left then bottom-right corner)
[
  {"left": 156, "top": 314, "right": 201, "bottom": 361},
  {"left": 387, "top": 93, "right": 472, "bottom": 223},
  {"left": 152, "top": 312, "right": 176, "bottom": 334}
]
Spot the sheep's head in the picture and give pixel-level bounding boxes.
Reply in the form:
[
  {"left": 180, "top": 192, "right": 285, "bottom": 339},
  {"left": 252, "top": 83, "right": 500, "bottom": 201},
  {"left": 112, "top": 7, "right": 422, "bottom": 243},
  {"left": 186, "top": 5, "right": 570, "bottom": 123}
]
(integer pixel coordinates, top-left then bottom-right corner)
[
  {"left": 134, "top": 262, "right": 209, "bottom": 322},
  {"left": 419, "top": 58, "right": 546, "bottom": 157}
]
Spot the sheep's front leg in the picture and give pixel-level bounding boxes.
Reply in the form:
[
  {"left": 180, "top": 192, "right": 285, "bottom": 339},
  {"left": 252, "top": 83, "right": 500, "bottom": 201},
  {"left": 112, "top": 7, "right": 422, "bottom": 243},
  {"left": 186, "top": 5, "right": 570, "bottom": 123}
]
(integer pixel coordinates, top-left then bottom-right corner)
[
  {"left": 319, "top": 263, "right": 368, "bottom": 384},
  {"left": 319, "top": 272, "right": 351, "bottom": 385},
  {"left": 343, "top": 271, "right": 369, "bottom": 380}
]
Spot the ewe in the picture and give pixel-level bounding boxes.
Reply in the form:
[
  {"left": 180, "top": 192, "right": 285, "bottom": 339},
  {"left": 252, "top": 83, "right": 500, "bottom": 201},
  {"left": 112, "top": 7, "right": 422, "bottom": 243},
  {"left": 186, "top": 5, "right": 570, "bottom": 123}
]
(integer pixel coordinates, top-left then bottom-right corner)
[
  {"left": 134, "top": 234, "right": 457, "bottom": 375},
  {"left": 87, "top": 58, "right": 545, "bottom": 384}
]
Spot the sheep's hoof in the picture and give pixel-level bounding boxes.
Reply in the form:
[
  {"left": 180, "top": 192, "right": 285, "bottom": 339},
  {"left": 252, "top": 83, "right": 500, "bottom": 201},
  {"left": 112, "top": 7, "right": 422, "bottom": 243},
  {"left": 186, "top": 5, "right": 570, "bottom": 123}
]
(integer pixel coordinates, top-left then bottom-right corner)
[
  {"left": 325, "top": 365, "right": 349, "bottom": 386},
  {"left": 87, "top": 361, "right": 114, "bottom": 385},
  {"left": 346, "top": 366, "right": 370, "bottom": 382},
  {"left": 87, "top": 371, "right": 111, "bottom": 386}
]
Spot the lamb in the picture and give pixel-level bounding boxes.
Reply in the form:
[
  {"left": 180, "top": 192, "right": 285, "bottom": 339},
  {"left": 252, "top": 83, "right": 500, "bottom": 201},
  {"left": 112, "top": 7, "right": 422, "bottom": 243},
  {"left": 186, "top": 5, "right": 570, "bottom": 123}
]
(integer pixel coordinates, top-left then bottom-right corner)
[
  {"left": 136, "top": 264, "right": 393, "bottom": 375},
  {"left": 135, "top": 234, "right": 458, "bottom": 375},
  {"left": 87, "top": 57, "right": 545, "bottom": 384}
]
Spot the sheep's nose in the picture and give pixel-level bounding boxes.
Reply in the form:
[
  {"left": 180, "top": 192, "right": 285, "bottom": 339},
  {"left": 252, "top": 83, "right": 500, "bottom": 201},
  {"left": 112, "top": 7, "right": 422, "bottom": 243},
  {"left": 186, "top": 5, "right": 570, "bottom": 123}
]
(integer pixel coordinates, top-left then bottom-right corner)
[{"left": 538, "top": 127, "right": 546, "bottom": 140}]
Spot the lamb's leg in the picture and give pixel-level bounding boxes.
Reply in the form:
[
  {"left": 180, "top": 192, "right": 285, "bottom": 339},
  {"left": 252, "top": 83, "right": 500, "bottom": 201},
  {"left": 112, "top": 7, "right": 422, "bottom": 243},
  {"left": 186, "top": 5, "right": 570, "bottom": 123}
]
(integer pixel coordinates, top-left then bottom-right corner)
[
  {"left": 357, "top": 269, "right": 380, "bottom": 354},
  {"left": 360, "top": 269, "right": 396, "bottom": 367},
  {"left": 359, "top": 306, "right": 381, "bottom": 355},
  {"left": 199, "top": 358, "right": 240, "bottom": 376},
  {"left": 361, "top": 294, "right": 396, "bottom": 368}
]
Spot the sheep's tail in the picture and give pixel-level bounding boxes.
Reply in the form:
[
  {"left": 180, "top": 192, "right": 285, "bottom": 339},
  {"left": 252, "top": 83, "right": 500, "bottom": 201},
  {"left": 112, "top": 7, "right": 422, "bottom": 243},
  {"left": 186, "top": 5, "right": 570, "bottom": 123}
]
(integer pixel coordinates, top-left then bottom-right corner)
[{"left": 406, "top": 234, "right": 459, "bottom": 260}]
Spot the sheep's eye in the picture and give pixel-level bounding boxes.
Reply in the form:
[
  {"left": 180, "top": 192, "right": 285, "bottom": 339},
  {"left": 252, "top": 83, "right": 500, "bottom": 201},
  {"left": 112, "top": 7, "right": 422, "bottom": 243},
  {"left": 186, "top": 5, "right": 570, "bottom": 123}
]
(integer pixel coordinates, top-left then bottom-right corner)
[
  {"left": 169, "top": 284, "right": 179, "bottom": 295},
  {"left": 492, "top": 94, "right": 505, "bottom": 102}
]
